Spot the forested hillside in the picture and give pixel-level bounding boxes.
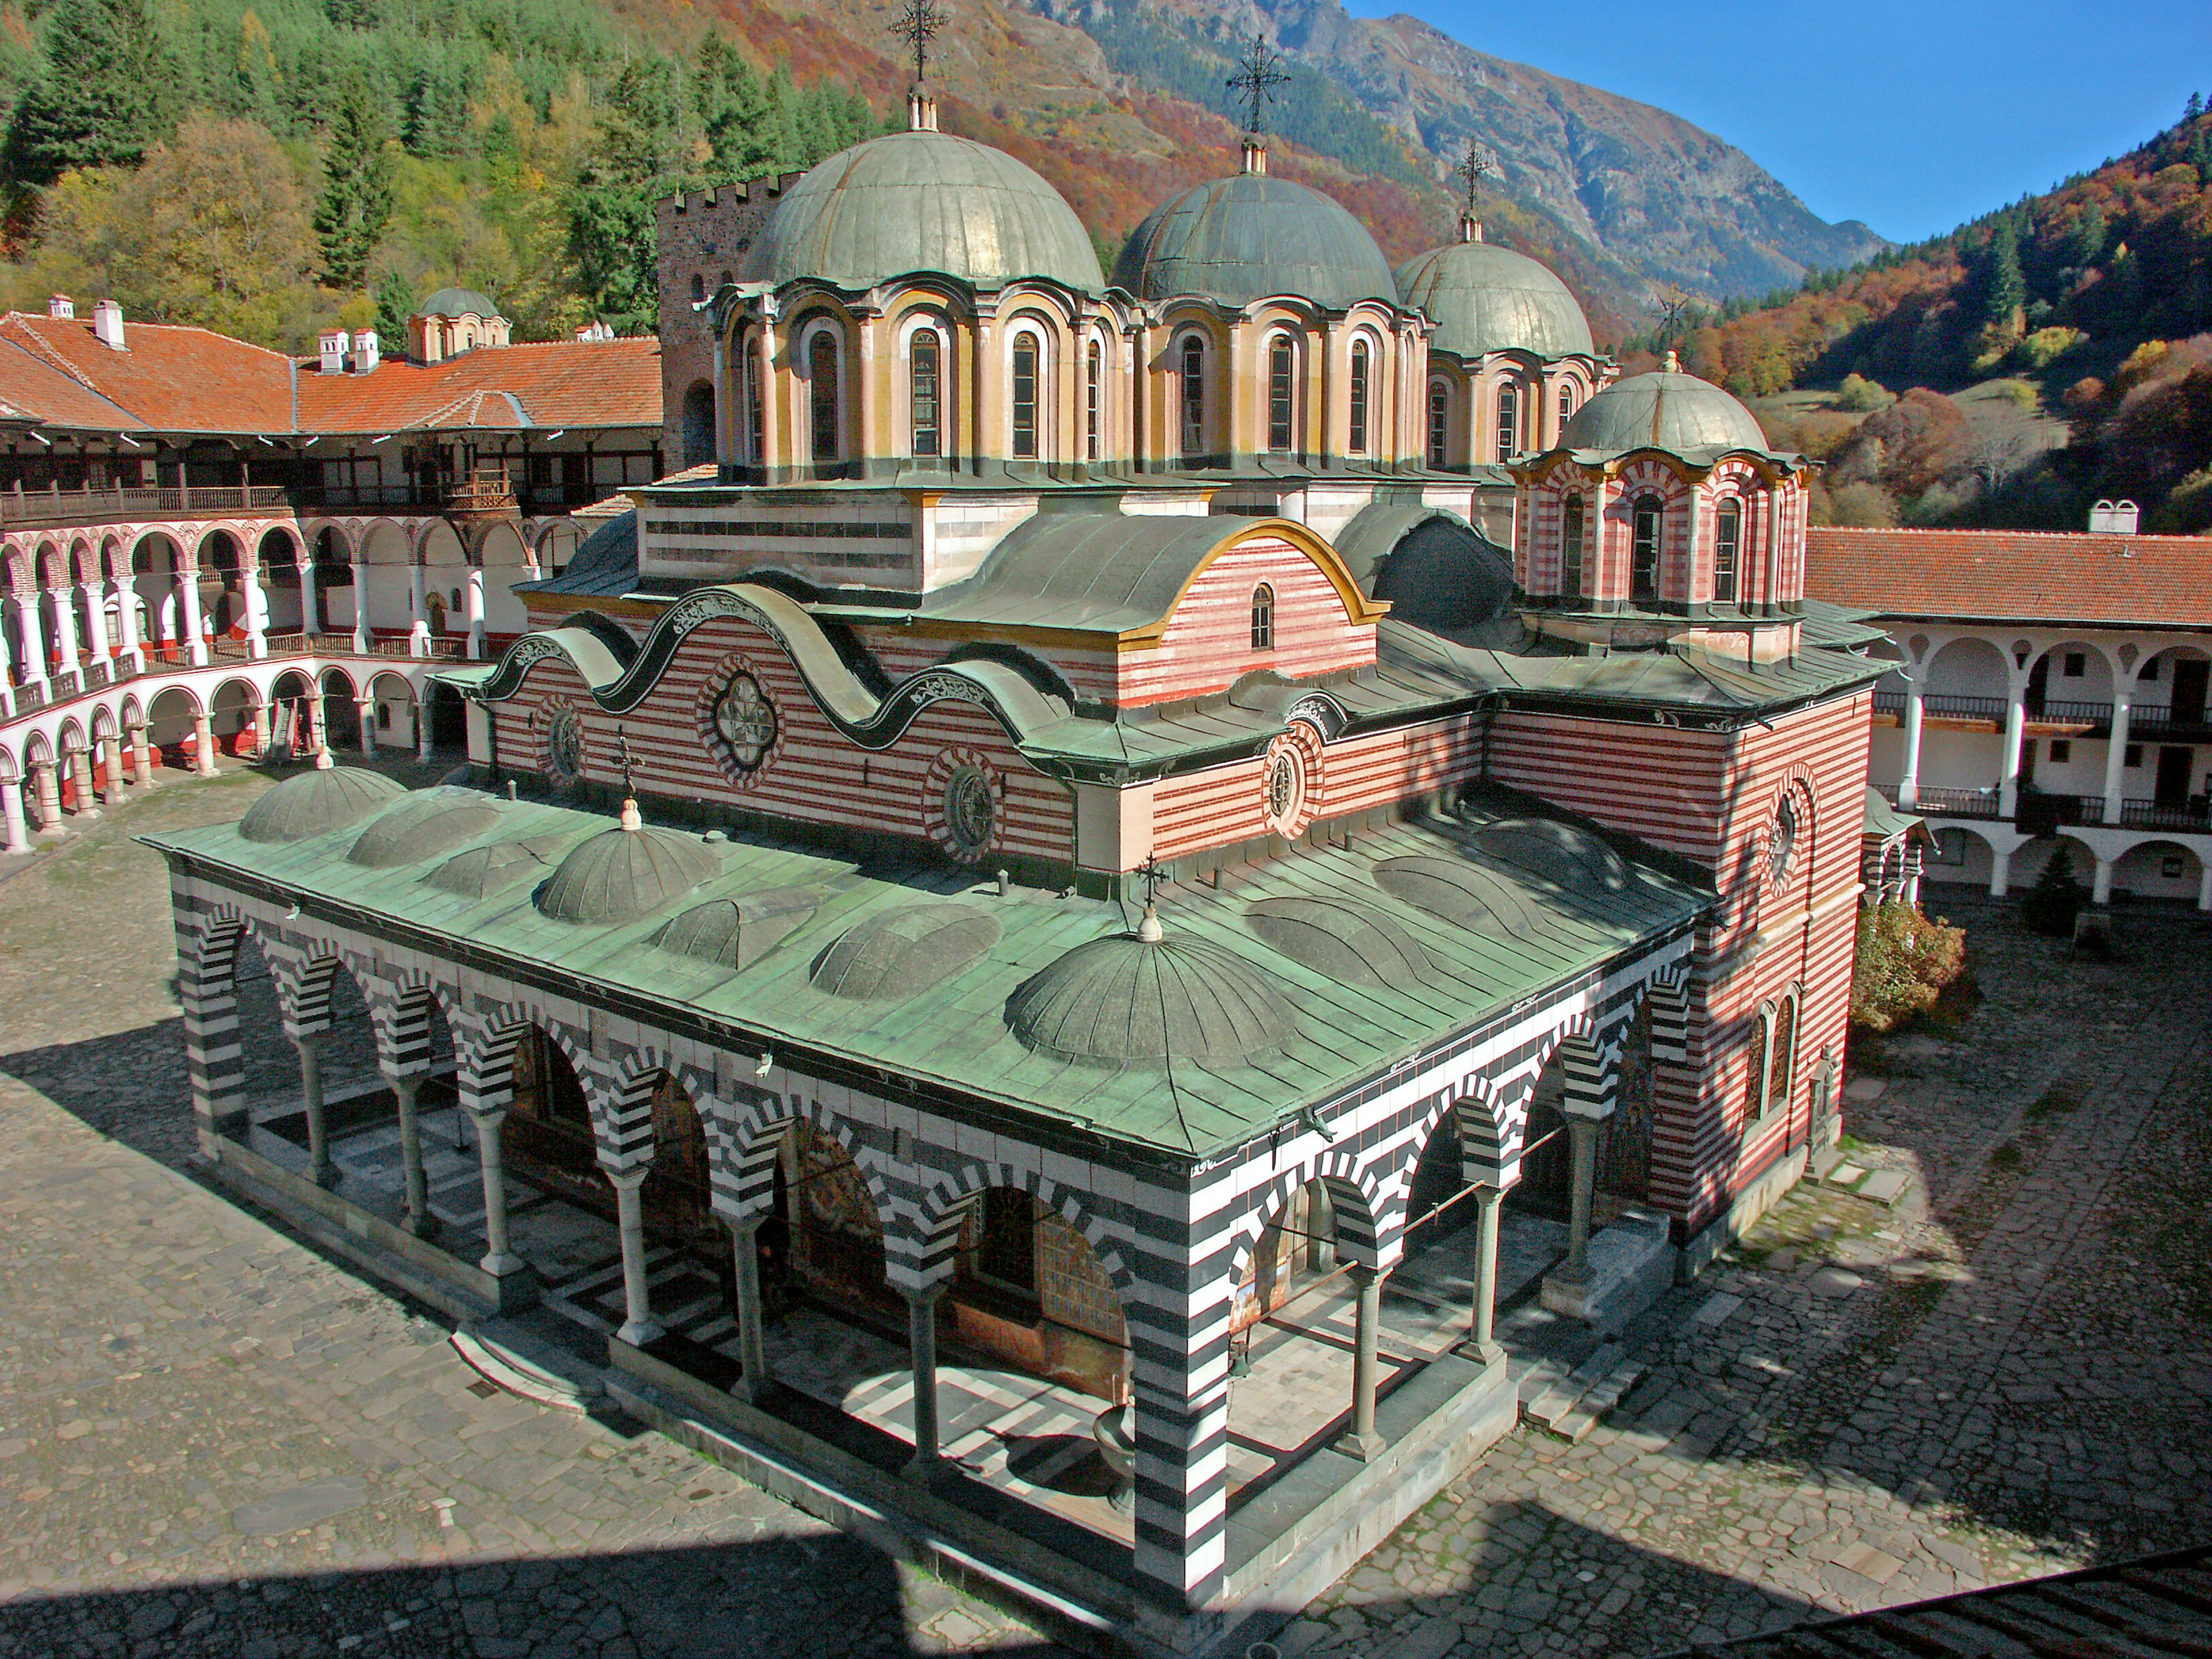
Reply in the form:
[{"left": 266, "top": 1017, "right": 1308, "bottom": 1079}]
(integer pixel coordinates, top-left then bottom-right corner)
[{"left": 1647, "top": 104, "right": 2212, "bottom": 533}]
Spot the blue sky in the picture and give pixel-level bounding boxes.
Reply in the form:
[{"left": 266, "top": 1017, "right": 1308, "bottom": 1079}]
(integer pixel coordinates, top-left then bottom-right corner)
[{"left": 1346, "top": 0, "right": 2212, "bottom": 244}]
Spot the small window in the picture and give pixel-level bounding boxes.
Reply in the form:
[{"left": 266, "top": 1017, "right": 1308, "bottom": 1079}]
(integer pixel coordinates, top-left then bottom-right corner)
[
  {"left": 2125, "top": 743, "right": 2143, "bottom": 767},
  {"left": 2063, "top": 652, "right": 2085, "bottom": 677},
  {"left": 1631, "top": 495, "right": 1662, "bottom": 603},
  {"left": 1744, "top": 1011, "right": 1770, "bottom": 1123},
  {"left": 1714, "top": 498, "right": 1741, "bottom": 604},
  {"left": 1267, "top": 337, "right": 1294, "bottom": 452},
  {"left": 1558, "top": 384, "right": 1574, "bottom": 429},
  {"left": 1560, "top": 496, "right": 1584, "bottom": 599},
  {"left": 2048, "top": 739, "right": 2072, "bottom": 763},
  {"left": 808, "top": 330, "right": 840, "bottom": 461},
  {"left": 1496, "top": 384, "right": 1518, "bottom": 462},
  {"left": 744, "top": 338, "right": 763, "bottom": 463},
  {"left": 910, "top": 332, "right": 941, "bottom": 459},
  {"left": 1427, "top": 380, "right": 1449, "bottom": 468},
  {"left": 1180, "top": 336, "right": 1206, "bottom": 461},
  {"left": 1766, "top": 994, "right": 1798, "bottom": 1118},
  {"left": 689, "top": 272, "right": 705, "bottom": 302},
  {"left": 1085, "top": 338, "right": 1102, "bottom": 463},
  {"left": 2142, "top": 656, "right": 2162, "bottom": 681},
  {"left": 1012, "top": 336, "right": 1039, "bottom": 460},
  {"left": 2165, "top": 854, "right": 2188, "bottom": 878},
  {"left": 1348, "top": 339, "right": 1370, "bottom": 454},
  {"left": 1250, "top": 583, "right": 1274, "bottom": 650}
]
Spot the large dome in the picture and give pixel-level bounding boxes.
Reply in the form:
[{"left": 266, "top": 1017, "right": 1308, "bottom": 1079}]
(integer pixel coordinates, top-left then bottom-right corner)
[
  {"left": 751, "top": 131, "right": 1104, "bottom": 293},
  {"left": 239, "top": 762, "right": 405, "bottom": 844},
  {"left": 1111, "top": 173, "right": 1395, "bottom": 308},
  {"left": 1007, "top": 916, "right": 1294, "bottom": 1068},
  {"left": 1395, "top": 237, "right": 1593, "bottom": 360},
  {"left": 1563, "top": 365, "right": 1767, "bottom": 454},
  {"left": 536, "top": 819, "right": 723, "bottom": 924}
]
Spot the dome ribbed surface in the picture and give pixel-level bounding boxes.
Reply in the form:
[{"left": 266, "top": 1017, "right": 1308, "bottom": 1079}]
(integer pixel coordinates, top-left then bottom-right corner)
[
  {"left": 418, "top": 287, "right": 502, "bottom": 319},
  {"left": 1562, "top": 369, "right": 1766, "bottom": 454},
  {"left": 347, "top": 789, "right": 503, "bottom": 869},
  {"left": 536, "top": 825, "right": 723, "bottom": 924},
  {"left": 812, "top": 904, "right": 1001, "bottom": 999},
  {"left": 1394, "top": 239, "right": 1593, "bottom": 359},
  {"left": 423, "top": 836, "right": 569, "bottom": 900},
  {"left": 753, "top": 131, "right": 1104, "bottom": 293},
  {"left": 1007, "top": 930, "right": 1295, "bottom": 1068},
  {"left": 1372, "top": 856, "right": 1539, "bottom": 940},
  {"left": 239, "top": 766, "right": 407, "bottom": 844},
  {"left": 1112, "top": 174, "right": 1395, "bottom": 308},
  {"left": 1469, "top": 818, "right": 1634, "bottom": 893},
  {"left": 1244, "top": 896, "right": 1433, "bottom": 990},
  {"left": 653, "top": 889, "right": 820, "bottom": 971}
]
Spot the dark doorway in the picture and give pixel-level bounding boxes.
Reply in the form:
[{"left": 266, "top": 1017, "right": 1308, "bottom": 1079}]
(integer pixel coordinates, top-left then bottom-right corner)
[
  {"left": 680, "top": 381, "right": 715, "bottom": 469},
  {"left": 2171, "top": 658, "right": 2208, "bottom": 729},
  {"left": 2025, "top": 654, "right": 2050, "bottom": 717},
  {"left": 2156, "top": 745, "right": 2192, "bottom": 805}
]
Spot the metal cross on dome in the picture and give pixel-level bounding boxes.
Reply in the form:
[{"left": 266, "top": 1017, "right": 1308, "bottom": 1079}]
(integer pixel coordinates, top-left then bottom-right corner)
[
  {"left": 892, "top": 0, "right": 948, "bottom": 86},
  {"left": 1456, "top": 137, "right": 1499, "bottom": 218},
  {"left": 1228, "top": 33, "right": 1290, "bottom": 138},
  {"left": 1137, "top": 854, "right": 1164, "bottom": 907},
  {"left": 614, "top": 724, "right": 638, "bottom": 800}
]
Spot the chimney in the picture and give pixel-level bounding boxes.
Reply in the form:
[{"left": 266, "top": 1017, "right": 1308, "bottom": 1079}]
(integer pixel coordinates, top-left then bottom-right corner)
[
  {"left": 92, "top": 298, "right": 125, "bottom": 350},
  {"left": 47, "top": 294, "right": 73, "bottom": 320},
  {"left": 319, "top": 329, "right": 350, "bottom": 374},
  {"left": 353, "top": 329, "right": 380, "bottom": 373},
  {"left": 2089, "top": 498, "right": 2139, "bottom": 535}
]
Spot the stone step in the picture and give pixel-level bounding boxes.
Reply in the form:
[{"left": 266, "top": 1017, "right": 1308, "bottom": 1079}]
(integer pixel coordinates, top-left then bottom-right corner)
[
  {"left": 451, "top": 1321, "right": 605, "bottom": 1412},
  {"left": 1524, "top": 1342, "right": 1623, "bottom": 1430},
  {"left": 1536, "top": 1357, "right": 1645, "bottom": 1444}
]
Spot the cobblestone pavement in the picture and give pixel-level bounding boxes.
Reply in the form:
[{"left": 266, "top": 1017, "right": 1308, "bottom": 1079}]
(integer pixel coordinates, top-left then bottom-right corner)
[
  {"left": 1293, "top": 895, "right": 2212, "bottom": 1657},
  {"left": 0, "top": 770, "right": 1056, "bottom": 1659}
]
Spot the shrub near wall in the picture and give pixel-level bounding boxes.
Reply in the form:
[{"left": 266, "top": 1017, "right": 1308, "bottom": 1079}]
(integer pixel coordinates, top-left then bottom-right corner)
[{"left": 1850, "top": 902, "right": 1971, "bottom": 1033}]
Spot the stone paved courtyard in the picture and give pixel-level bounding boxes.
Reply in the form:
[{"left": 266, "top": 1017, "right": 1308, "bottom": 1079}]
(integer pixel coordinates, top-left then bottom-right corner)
[{"left": 3, "top": 770, "right": 2211, "bottom": 1658}]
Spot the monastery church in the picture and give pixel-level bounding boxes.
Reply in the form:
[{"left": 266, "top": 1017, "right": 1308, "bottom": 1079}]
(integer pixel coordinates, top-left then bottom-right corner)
[{"left": 147, "top": 73, "right": 1887, "bottom": 1656}]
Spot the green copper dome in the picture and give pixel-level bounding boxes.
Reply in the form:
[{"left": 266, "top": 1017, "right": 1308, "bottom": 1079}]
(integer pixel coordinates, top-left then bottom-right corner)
[
  {"left": 418, "top": 287, "right": 503, "bottom": 319},
  {"left": 1562, "top": 366, "right": 1767, "bottom": 454},
  {"left": 1007, "top": 913, "right": 1294, "bottom": 1069},
  {"left": 238, "top": 762, "right": 406, "bottom": 844},
  {"left": 536, "top": 816, "right": 724, "bottom": 924},
  {"left": 1395, "top": 236, "right": 1593, "bottom": 360},
  {"left": 347, "top": 788, "right": 503, "bottom": 869},
  {"left": 1111, "top": 173, "right": 1395, "bottom": 308},
  {"left": 752, "top": 131, "right": 1104, "bottom": 293}
]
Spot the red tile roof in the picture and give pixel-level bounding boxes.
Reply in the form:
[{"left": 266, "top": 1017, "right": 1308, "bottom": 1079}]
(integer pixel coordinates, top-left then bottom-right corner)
[
  {"left": 1804, "top": 527, "right": 2212, "bottom": 629},
  {"left": 0, "top": 312, "right": 661, "bottom": 437}
]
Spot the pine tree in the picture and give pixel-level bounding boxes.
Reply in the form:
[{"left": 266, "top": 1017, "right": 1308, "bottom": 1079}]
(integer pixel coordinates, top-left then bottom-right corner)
[
  {"left": 3, "top": 0, "right": 179, "bottom": 185},
  {"left": 372, "top": 268, "right": 413, "bottom": 355},
  {"left": 1984, "top": 217, "right": 2025, "bottom": 329},
  {"left": 2072, "top": 200, "right": 2107, "bottom": 266},
  {"left": 2020, "top": 844, "right": 2086, "bottom": 937},
  {"left": 566, "top": 54, "right": 693, "bottom": 332},
  {"left": 312, "top": 74, "right": 395, "bottom": 289}
]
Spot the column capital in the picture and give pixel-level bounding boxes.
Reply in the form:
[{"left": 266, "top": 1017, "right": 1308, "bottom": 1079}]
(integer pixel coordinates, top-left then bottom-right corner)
[{"left": 600, "top": 1162, "right": 652, "bottom": 1192}]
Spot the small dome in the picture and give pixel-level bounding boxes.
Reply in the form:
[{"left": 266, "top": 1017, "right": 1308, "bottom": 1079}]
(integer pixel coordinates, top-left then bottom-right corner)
[
  {"left": 1244, "top": 896, "right": 1433, "bottom": 990},
  {"left": 753, "top": 131, "right": 1104, "bottom": 293},
  {"left": 1007, "top": 926, "right": 1294, "bottom": 1068},
  {"left": 652, "top": 888, "right": 820, "bottom": 971},
  {"left": 812, "top": 904, "right": 1001, "bottom": 999},
  {"left": 1468, "top": 818, "right": 1633, "bottom": 893},
  {"left": 423, "top": 836, "right": 569, "bottom": 900},
  {"left": 1112, "top": 173, "right": 1395, "bottom": 308},
  {"left": 1395, "top": 237, "right": 1593, "bottom": 359},
  {"left": 418, "top": 287, "right": 503, "bottom": 319},
  {"left": 346, "top": 788, "right": 503, "bottom": 869},
  {"left": 1372, "top": 856, "right": 1539, "bottom": 940},
  {"left": 536, "top": 821, "right": 723, "bottom": 924},
  {"left": 239, "top": 763, "right": 406, "bottom": 844},
  {"left": 1562, "top": 366, "right": 1766, "bottom": 454}
]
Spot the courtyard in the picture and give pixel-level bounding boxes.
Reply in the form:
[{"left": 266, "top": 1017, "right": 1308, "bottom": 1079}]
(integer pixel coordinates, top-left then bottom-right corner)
[{"left": 2, "top": 766, "right": 2210, "bottom": 1658}]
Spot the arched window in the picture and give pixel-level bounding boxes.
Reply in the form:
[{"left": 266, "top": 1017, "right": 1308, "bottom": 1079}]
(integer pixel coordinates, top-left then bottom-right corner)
[
  {"left": 1085, "top": 338, "right": 1102, "bottom": 463},
  {"left": 910, "top": 332, "right": 942, "bottom": 459},
  {"left": 807, "top": 329, "right": 840, "bottom": 463},
  {"left": 1427, "top": 379, "right": 1449, "bottom": 468},
  {"left": 744, "top": 336, "right": 763, "bottom": 464},
  {"left": 1348, "top": 339, "right": 1370, "bottom": 454},
  {"left": 1267, "top": 336, "right": 1295, "bottom": 452},
  {"left": 1560, "top": 495, "right": 1585, "bottom": 599},
  {"left": 1558, "top": 384, "right": 1575, "bottom": 431},
  {"left": 1766, "top": 990, "right": 1799, "bottom": 1119},
  {"left": 1631, "top": 494, "right": 1662, "bottom": 603},
  {"left": 1180, "top": 336, "right": 1206, "bottom": 461},
  {"left": 1496, "top": 384, "right": 1518, "bottom": 461},
  {"left": 1745, "top": 1005, "right": 1771, "bottom": 1122},
  {"left": 1011, "top": 334, "right": 1040, "bottom": 460},
  {"left": 1250, "top": 583, "right": 1274, "bottom": 650},
  {"left": 1714, "top": 497, "right": 1741, "bottom": 604}
]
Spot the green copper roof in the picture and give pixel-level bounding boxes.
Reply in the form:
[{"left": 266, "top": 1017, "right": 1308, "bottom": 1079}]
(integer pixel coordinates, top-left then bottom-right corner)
[
  {"left": 238, "top": 763, "right": 406, "bottom": 844},
  {"left": 419, "top": 287, "right": 503, "bottom": 319},
  {"left": 1562, "top": 368, "right": 1767, "bottom": 456},
  {"left": 145, "top": 786, "right": 1705, "bottom": 1160},
  {"left": 751, "top": 130, "right": 1104, "bottom": 293},
  {"left": 1395, "top": 238, "right": 1594, "bottom": 360},
  {"left": 1111, "top": 173, "right": 1396, "bottom": 308},
  {"left": 1006, "top": 924, "right": 1297, "bottom": 1067}
]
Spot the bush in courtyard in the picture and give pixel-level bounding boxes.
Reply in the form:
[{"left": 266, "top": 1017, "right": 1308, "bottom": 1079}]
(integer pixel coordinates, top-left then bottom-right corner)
[
  {"left": 1850, "top": 901, "right": 1971, "bottom": 1033},
  {"left": 1835, "top": 372, "right": 1894, "bottom": 412},
  {"left": 2020, "top": 844, "right": 2088, "bottom": 936}
]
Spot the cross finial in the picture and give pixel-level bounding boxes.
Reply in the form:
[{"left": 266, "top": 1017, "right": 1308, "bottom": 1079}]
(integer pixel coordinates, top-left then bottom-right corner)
[
  {"left": 892, "top": 0, "right": 948, "bottom": 88},
  {"left": 1228, "top": 33, "right": 1290, "bottom": 139},
  {"left": 1455, "top": 138, "right": 1498, "bottom": 234},
  {"left": 614, "top": 722, "right": 640, "bottom": 829},
  {"left": 1138, "top": 854, "right": 1164, "bottom": 907}
]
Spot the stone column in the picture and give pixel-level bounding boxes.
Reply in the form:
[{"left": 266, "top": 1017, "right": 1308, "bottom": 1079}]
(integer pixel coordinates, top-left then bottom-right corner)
[
  {"left": 393, "top": 1075, "right": 437, "bottom": 1238},
  {"left": 350, "top": 558, "right": 368, "bottom": 653},
  {"left": 80, "top": 582, "right": 110, "bottom": 661},
  {"left": 129, "top": 722, "right": 151, "bottom": 787},
  {"left": 193, "top": 712, "right": 218, "bottom": 777},
  {"left": 2, "top": 777, "right": 30, "bottom": 854},
  {"left": 1463, "top": 1185, "right": 1505, "bottom": 1366},
  {"left": 244, "top": 571, "right": 267, "bottom": 658},
  {"left": 297, "top": 558, "right": 320, "bottom": 639},
  {"left": 416, "top": 696, "right": 434, "bottom": 762},
  {"left": 2092, "top": 856, "right": 2114, "bottom": 906},
  {"left": 67, "top": 748, "right": 99, "bottom": 819},
  {"left": 1904, "top": 842, "right": 1924, "bottom": 908},
  {"left": 31, "top": 759, "right": 60, "bottom": 831},
  {"left": 408, "top": 563, "right": 429, "bottom": 656},
  {"left": 250, "top": 701, "right": 271, "bottom": 757},
  {"left": 1562, "top": 1116, "right": 1601, "bottom": 1286},
  {"left": 902, "top": 1282, "right": 947, "bottom": 1482},
  {"left": 469, "top": 1107, "right": 523, "bottom": 1277},
  {"left": 115, "top": 575, "right": 142, "bottom": 669},
  {"left": 16, "top": 594, "right": 47, "bottom": 692},
  {"left": 99, "top": 733, "right": 123, "bottom": 801},
  {"left": 178, "top": 565, "right": 208, "bottom": 667},
  {"left": 51, "top": 585, "right": 80, "bottom": 674},
  {"left": 607, "top": 1167, "right": 661, "bottom": 1349},
  {"left": 1899, "top": 683, "right": 1925, "bottom": 808},
  {"left": 296, "top": 1035, "right": 336, "bottom": 1188},
  {"left": 465, "top": 567, "right": 486, "bottom": 660},
  {"left": 357, "top": 699, "right": 377, "bottom": 756},
  {"left": 1989, "top": 846, "right": 2013, "bottom": 898},
  {"left": 1998, "top": 680, "right": 2027, "bottom": 819},
  {"left": 728, "top": 1212, "right": 771, "bottom": 1403},
  {"left": 2102, "top": 694, "right": 2132, "bottom": 824},
  {"left": 1338, "top": 1262, "right": 1389, "bottom": 1462},
  {"left": 2198, "top": 861, "right": 2212, "bottom": 914}
]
